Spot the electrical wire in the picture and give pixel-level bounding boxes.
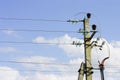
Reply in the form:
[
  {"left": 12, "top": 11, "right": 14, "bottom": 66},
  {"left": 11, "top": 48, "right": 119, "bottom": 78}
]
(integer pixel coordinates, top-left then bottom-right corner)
[
  {"left": 0, "top": 28, "right": 97, "bottom": 34},
  {"left": 0, "top": 69, "right": 77, "bottom": 73},
  {"left": 0, "top": 68, "right": 120, "bottom": 74},
  {"left": 94, "top": 70, "right": 120, "bottom": 74},
  {"left": 0, "top": 41, "right": 72, "bottom": 45},
  {"left": 0, "top": 17, "right": 66, "bottom": 22},
  {"left": 104, "top": 71, "right": 120, "bottom": 74},
  {"left": 0, "top": 60, "right": 79, "bottom": 66},
  {"left": 92, "top": 63, "right": 120, "bottom": 69},
  {"left": 0, "top": 29, "right": 78, "bottom": 33},
  {"left": 1, "top": 60, "right": 120, "bottom": 69}
]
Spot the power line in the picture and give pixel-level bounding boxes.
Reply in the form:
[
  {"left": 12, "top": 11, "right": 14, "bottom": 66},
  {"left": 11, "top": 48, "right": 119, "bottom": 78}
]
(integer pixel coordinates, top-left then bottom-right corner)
[
  {"left": 1, "top": 60, "right": 120, "bottom": 68},
  {"left": 1, "top": 61, "right": 120, "bottom": 73},
  {"left": 0, "top": 17, "right": 66, "bottom": 22},
  {"left": 0, "top": 29, "right": 97, "bottom": 34},
  {"left": 0, "top": 41, "right": 72, "bottom": 45},
  {"left": 0, "top": 69, "right": 77, "bottom": 73},
  {"left": 0, "top": 68, "right": 120, "bottom": 74},
  {"left": 94, "top": 71, "right": 120, "bottom": 74},
  {"left": 0, "top": 60, "right": 78, "bottom": 66},
  {"left": 0, "top": 29, "right": 78, "bottom": 33}
]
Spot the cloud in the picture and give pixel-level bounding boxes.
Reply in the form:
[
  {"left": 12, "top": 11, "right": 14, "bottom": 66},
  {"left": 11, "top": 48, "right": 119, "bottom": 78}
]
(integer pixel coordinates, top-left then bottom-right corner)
[
  {"left": 30, "top": 72, "right": 77, "bottom": 80},
  {"left": 19, "top": 56, "right": 56, "bottom": 63},
  {"left": 2, "top": 30, "right": 16, "bottom": 35},
  {"left": 106, "top": 43, "right": 120, "bottom": 65},
  {"left": 2, "top": 30, "right": 21, "bottom": 38},
  {"left": 32, "top": 34, "right": 120, "bottom": 79},
  {"left": 17, "top": 56, "right": 56, "bottom": 69},
  {"left": 0, "top": 47, "right": 17, "bottom": 53},
  {"left": 110, "top": 40, "right": 120, "bottom": 47},
  {"left": 10, "top": 55, "right": 78, "bottom": 80},
  {"left": 33, "top": 34, "right": 115, "bottom": 65},
  {"left": 33, "top": 34, "right": 120, "bottom": 67},
  {"left": 0, "top": 34, "right": 113, "bottom": 80},
  {"left": 33, "top": 37, "right": 46, "bottom": 43},
  {"left": 17, "top": 56, "right": 78, "bottom": 73},
  {"left": 33, "top": 34, "right": 84, "bottom": 57},
  {"left": 69, "top": 58, "right": 83, "bottom": 64},
  {"left": 2, "top": 30, "right": 17, "bottom": 36},
  {"left": 91, "top": 39, "right": 120, "bottom": 79},
  {"left": 0, "top": 67, "right": 25, "bottom": 80}
]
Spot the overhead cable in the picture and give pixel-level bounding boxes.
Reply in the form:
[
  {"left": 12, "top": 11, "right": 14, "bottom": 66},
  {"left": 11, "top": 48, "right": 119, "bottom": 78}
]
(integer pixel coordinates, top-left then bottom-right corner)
[
  {"left": 0, "top": 41, "right": 72, "bottom": 45},
  {"left": 0, "top": 17, "right": 66, "bottom": 22},
  {"left": 0, "top": 69, "right": 77, "bottom": 73},
  {"left": 0, "top": 68, "right": 120, "bottom": 74},
  {"left": 0, "top": 29, "right": 77, "bottom": 33},
  {"left": 0, "top": 60, "right": 78, "bottom": 66}
]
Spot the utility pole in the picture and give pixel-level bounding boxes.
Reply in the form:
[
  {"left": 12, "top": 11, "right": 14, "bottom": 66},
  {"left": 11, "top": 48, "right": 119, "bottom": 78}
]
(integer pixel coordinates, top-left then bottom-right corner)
[
  {"left": 68, "top": 13, "right": 97, "bottom": 80},
  {"left": 83, "top": 13, "right": 93, "bottom": 80},
  {"left": 77, "top": 13, "right": 97, "bottom": 80},
  {"left": 68, "top": 13, "right": 109, "bottom": 80}
]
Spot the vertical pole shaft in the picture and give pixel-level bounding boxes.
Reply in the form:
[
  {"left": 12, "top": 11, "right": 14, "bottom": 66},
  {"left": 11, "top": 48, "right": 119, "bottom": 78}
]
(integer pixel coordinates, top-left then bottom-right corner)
[{"left": 83, "top": 18, "right": 92, "bottom": 80}]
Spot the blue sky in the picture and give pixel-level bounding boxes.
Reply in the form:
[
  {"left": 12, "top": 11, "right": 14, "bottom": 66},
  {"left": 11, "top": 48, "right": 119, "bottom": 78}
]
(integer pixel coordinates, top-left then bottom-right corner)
[
  {"left": 0, "top": 0, "right": 120, "bottom": 80},
  {"left": 0, "top": 0, "right": 120, "bottom": 40}
]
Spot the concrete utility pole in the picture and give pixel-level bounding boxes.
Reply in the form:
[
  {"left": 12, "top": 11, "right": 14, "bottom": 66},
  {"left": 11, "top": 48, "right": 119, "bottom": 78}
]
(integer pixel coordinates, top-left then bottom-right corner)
[
  {"left": 83, "top": 14, "right": 92, "bottom": 80},
  {"left": 68, "top": 13, "right": 109, "bottom": 80},
  {"left": 77, "top": 13, "right": 97, "bottom": 80},
  {"left": 68, "top": 13, "right": 97, "bottom": 80}
]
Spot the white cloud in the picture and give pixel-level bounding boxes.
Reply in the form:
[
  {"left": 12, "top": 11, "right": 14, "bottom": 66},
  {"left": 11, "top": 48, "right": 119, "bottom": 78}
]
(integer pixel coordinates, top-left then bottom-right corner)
[
  {"left": 0, "top": 34, "right": 120, "bottom": 80},
  {"left": 14, "top": 55, "right": 79, "bottom": 80},
  {"left": 2, "top": 30, "right": 18, "bottom": 36},
  {"left": 91, "top": 38, "right": 110, "bottom": 65},
  {"left": 69, "top": 58, "right": 83, "bottom": 64},
  {"left": 106, "top": 44, "right": 120, "bottom": 65},
  {"left": 17, "top": 56, "right": 78, "bottom": 73},
  {"left": 33, "top": 34, "right": 120, "bottom": 65},
  {"left": 33, "top": 37, "right": 46, "bottom": 43},
  {"left": 31, "top": 72, "right": 77, "bottom": 80},
  {"left": 2, "top": 30, "right": 21, "bottom": 38},
  {"left": 18, "top": 56, "right": 56, "bottom": 69},
  {"left": 0, "top": 47, "right": 17, "bottom": 53},
  {"left": 33, "top": 34, "right": 120, "bottom": 67},
  {"left": 19, "top": 56, "right": 56, "bottom": 63},
  {"left": 2, "top": 30, "right": 16, "bottom": 35},
  {"left": 0, "top": 66, "right": 79, "bottom": 80},
  {"left": 110, "top": 40, "right": 120, "bottom": 47},
  {"left": 33, "top": 34, "right": 84, "bottom": 57},
  {"left": 91, "top": 39, "right": 120, "bottom": 79},
  {"left": 0, "top": 67, "right": 25, "bottom": 80}
]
